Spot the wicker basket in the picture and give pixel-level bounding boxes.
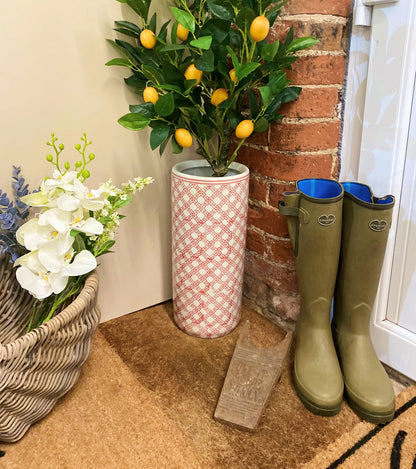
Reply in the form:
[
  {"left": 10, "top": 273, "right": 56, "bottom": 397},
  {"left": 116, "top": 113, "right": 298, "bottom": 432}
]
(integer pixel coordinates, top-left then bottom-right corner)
[{"left": 0, "top": 255, "right": 100, "bottom": 442}]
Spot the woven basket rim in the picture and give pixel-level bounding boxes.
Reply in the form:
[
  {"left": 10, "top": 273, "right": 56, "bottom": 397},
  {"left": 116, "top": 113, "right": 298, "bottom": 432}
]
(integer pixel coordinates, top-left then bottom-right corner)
[{"left": 0, "top": 269, "right": 99, "bottom": 356}]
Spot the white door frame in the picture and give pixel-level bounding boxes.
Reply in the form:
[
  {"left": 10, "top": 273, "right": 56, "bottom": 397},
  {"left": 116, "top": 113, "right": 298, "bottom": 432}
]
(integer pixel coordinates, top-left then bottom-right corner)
[{"left": 340, "top": 0, "right": 416, "bottom": 379}]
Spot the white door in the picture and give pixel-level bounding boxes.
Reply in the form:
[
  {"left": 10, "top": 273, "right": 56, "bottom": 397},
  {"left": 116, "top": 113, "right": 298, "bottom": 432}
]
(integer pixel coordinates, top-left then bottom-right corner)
[
  {"left": 0, "top": 1, "right": 190, "bottom": 323},
  {"left": 341, "top": 0, "right": 416, "bottom": 380}
]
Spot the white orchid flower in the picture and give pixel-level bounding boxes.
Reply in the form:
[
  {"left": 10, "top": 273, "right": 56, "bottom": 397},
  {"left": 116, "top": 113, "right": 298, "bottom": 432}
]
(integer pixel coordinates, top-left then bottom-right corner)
[
  {"left": 38, "top": 239, "right": 74, "bottom": 273},
  {"left": 14, "top": 251, "right": 68, "bottom": 299},
  {"left": 14, "top": 249, "right": 46, "bottom": 272},
  {"left": 60, "top": 250, "right": 97, "bottom": 276},
  {"left": 43, "top": 170, "right": 78, "bottom": 192},
  {"left": 57, "top": 178, "right": 104, "bottom": 212},
  {"left": 16, "top": 218, "right": 74, "bottom": 253},
  {"left": 38, "top": 207, "right": 103, "bottom": 236},
  {"left": 15, "top": 248, "right": 97, "bottom": 299},
  {"left": 16, "top": 266, "right": 68, "bottom": 299}
]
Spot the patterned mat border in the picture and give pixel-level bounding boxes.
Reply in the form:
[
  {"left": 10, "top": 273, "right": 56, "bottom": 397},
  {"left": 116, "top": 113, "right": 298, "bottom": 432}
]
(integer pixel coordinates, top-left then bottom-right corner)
[{"left": 327, "top": 395, "right": 416, "bottom": 469}]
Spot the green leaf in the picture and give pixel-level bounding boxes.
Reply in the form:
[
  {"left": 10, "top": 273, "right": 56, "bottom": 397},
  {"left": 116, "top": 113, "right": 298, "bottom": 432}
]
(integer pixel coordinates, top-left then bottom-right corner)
[
  {"left": 148, "top": 12, "right": 157, "bottom": 32},
  {"left": 160, "top": 44, "right": 187, "bottom": 51},
  {"left": 160, "top": 63, "right": 184, "bottom": 87},
  {"left": 226, "top": 46, "right": 240, "bottom": 71},
  {"left": 150, "top": 123, "right": 171, "bottom": 150},
  {"left": 114, "top": 20, "right": 142, "bottom": 37},
  {"left": 259, "top": 86, "right": 273, "bottom": 107},
  {"left": 200, "top": 19, "right": 230, "bottom": 45},
  {"left": 228, "top": 109, "right": 242, "bottom": 129},
  {"left": 254, "top": 117, "right": 269, "bottom": 133},
  {"left": 114, "top": 39, "right": 142, "bottom": 63},
  {"left": 248, "top": 89, "right": 260, "bottom": 117},
  {"left": 114, "top": 28, "right": 140, "bottom": 39},
  {"left": 118, "top": 113, "right": 151, "bottom": 130},
  {"left": 261, "top": 41, "right": 280, "bottom": 61},
  {"left": 236, "top": 62, "right": 260, "bottom": 80},
  {"left": 184, "top": 79, "right": 197, "bottom": 94},
  {"left": 284, "top": 25, "right": 294, "bottom": 47},
  {"left": 265, "top": 1, "right": 286, "bottom": 18},
  {"left": 142, "top": 65, "right": 164, "bottom": 85},
  {"left": 190, "top": 36, "right": 213, "bottom": 50},
  {"left": 125, "top": 0, "right": 151, "bottom": 22},
  {"left": 73, "top": 233, "right": 86, "bottom": 253},
  {"left": 207, "top": 0, "right": 234, "bottom": 20},
  {"left": 229, "top": 29, "right": 243, "bottom": 49},
  {"left": 129, "top": 102, "right": 155, "bottom": 118},
  {"left": 114, "top": 195, "right": 132, "bottom": 209},
  {"left": 280, "top": 86, "right": 302, "bottom": 103},
  {"left": 236, "top": 7, "right": 256, "bottom": 33},
  {"left": 105, "top": 58, "right": 134, "bottom": 68},
  {"left": 98, "top": 216, "right": 112, "bottom": 224},
  {"left": 124, "top": 74, "right": 147, "bottom": 92},
  {"left": 159, "top": 84, "right": 182, "bottom": 92},
  {"left": 264, "top": 95, "right": 283, "bottom": 120},
  {"left": 195, "top": 50, "right": 215, "bottom": 72},
  {"left": 268, "top": 70, "right": 290, "bottom": 94},
  {"left": 171, "top": 135, "right": 183, "bottom": 154},
  {"left": 159, "top": 135, "right": 170, "bottom": 156},
  {"left": 286, "top": 36, "right": 319, "bottom": 53},
  {"left": 97, "top": 240, "right": 116, "bottom": 256},
  {"left": 199, "top": 124, "right": 213, "bottom": 140},
  {"left": 170, "top": 7, "right": 196, "bottom": 33},
  {"left": 159, "top": 20, "right": 170, "bottom": 42},
  {"left": 218, "top": 60, "right": 228, "bottom": 76},
  {"left": 154, "top": 93, "right": 175, "bottom": 116}
]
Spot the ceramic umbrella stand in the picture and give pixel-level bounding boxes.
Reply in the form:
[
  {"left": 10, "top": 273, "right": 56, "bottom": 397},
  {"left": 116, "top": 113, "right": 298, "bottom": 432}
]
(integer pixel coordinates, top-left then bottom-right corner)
[{"left": 171, "top": 159, "right": 249, "bottom": 338}]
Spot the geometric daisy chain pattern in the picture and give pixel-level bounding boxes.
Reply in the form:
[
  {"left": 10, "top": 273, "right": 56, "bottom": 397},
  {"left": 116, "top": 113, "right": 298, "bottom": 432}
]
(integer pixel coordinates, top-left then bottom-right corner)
[{"left": 172, "top": 170, "right": 249, "bottom": 338}]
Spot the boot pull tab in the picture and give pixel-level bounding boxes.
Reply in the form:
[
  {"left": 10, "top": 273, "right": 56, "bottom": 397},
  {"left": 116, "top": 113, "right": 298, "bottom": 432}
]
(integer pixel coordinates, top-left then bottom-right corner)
[{"left": 278, "top": 202, "right": 310, "bottom": 224}]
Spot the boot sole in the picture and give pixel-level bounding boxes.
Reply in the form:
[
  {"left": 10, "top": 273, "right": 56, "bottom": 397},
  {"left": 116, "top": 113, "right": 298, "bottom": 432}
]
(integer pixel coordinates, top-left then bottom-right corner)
[
  {"left": 347, "top": 396, "right": 394, "bottom": 424},
  {"left": 294, "top": 378, "right": 342, "bottom": 417}
]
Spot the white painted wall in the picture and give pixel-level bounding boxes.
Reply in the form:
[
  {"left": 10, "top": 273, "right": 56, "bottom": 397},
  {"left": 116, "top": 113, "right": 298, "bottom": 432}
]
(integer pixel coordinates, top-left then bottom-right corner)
[
  {"left": 341, "top": 0, "right": 416, "bottom": 380},
  {"left": 0, "top": 0, "right": 192, "bottom": 322}
]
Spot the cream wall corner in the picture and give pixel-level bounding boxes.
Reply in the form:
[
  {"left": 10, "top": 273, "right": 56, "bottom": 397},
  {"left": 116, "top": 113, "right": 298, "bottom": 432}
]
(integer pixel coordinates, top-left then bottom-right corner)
[{"left": 0, "top": 0, "right": 192, "bottom": 322}]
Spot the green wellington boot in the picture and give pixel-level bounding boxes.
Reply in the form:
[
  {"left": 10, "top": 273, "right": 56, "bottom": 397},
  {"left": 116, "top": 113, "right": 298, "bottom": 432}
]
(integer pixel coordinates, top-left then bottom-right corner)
[
  {"left": 333, "top": 182, "right": 395, "bottom": 423},
  {"left": 279, "top": 179, "right": 344, "bottom": 415}
]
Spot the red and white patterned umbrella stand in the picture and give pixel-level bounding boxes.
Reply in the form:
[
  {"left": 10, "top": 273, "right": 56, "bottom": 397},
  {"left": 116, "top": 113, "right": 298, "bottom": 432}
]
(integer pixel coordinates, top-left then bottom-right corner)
[{"left": 171, "top": 160, "right": 249, "bottom": 338}]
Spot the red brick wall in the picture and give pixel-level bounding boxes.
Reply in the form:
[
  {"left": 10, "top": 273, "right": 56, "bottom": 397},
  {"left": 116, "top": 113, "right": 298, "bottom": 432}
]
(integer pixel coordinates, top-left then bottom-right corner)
[{"left": 238, "top": 0, "right": 352, "bottom": 326}]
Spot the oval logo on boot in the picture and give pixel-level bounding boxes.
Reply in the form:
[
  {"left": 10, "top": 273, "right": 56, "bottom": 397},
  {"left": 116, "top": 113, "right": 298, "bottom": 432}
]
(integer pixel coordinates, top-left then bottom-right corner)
[
  {"left": 369, "top": 219, "right": 387, "bottom": 232},
  {"left": 318, "top": 214, "right": 336, "bottom": 226}
]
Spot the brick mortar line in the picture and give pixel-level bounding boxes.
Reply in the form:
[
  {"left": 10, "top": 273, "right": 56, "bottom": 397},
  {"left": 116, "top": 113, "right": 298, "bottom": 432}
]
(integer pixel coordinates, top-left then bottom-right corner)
[
  {"left": 295, "top": 84, "right": 343, "bottom": 89},
  {"left": 242, "top": 141, "right": 340, "bottom": 155},
  {"left": 281, "top": 116, "right": 341, "bottom": 124},
  {"left": 275, "top": 14, "right": 348, "bottom": 24},
  {"left": 295, "top": 50, "right": 346, "bottom": 57},
  {"left": 247, "top": 225, "right": 292, "bottom": 244}
]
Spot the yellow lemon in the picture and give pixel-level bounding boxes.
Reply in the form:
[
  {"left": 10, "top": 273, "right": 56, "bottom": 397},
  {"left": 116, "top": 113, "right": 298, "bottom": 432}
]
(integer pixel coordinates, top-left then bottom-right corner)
[
  {"left": 211, "top": 88, "right": 229, "bottom": 107},
  {"left": 235, "top": 120, "right": 254, "bottom": 139},
  {"left": 177, "top": 23, "right": 189, "bottom": 41},
  {"left": 140, "top": 29, "right": 157, "bottom": 49},
  {"left": 229, "top": 68, "right": 238, "bottom": 83},
  {"left": 175, "top": 128, "right": 193, "bottom": 148},
  {"left": 143, "top": 86, "right": 159, "bottom": 104},
  {"left": 249, "top": 16, "right": 270, "bottom": 42},
  {"left": 184, "top": 64, "right": 203, "bottom": 85}
]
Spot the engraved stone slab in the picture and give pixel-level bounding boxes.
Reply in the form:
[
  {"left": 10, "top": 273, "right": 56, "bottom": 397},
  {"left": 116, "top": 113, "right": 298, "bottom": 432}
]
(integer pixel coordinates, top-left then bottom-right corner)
[{"left": 214, "top": 321, "right": 293, "bottom": 431}]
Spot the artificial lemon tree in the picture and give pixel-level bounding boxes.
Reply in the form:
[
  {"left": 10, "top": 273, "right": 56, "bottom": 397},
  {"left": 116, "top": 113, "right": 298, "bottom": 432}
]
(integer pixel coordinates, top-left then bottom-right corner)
[{"left": 107, "top": 0, "right": 317, "bottom": 177}]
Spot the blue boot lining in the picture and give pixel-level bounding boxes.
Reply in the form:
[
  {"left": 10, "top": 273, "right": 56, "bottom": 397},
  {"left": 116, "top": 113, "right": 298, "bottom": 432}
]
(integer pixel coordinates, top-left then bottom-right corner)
[
  {"left": 298, "top": 179, "right": 342, "bottom": 199},
  {"left": 342, "top": 182, "right": 393, "bottom": 205}
]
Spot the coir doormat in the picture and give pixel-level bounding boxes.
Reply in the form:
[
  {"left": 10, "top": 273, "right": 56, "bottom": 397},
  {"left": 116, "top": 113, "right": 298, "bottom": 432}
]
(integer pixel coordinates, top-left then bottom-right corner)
[{"left": 302, "top": 385, "right": 416, "bottom": 468}]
